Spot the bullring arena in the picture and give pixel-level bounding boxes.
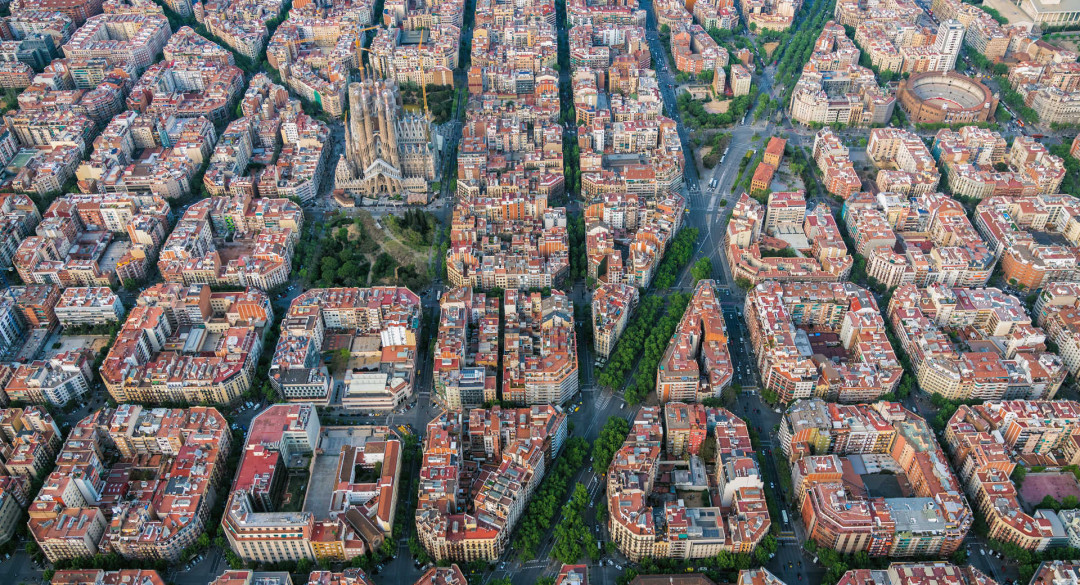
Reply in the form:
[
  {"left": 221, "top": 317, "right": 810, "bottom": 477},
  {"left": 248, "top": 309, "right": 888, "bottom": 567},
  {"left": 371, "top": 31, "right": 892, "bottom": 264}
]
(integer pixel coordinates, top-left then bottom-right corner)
[{"left": 898, "top": 71, "right": 998, "bottom": 124}]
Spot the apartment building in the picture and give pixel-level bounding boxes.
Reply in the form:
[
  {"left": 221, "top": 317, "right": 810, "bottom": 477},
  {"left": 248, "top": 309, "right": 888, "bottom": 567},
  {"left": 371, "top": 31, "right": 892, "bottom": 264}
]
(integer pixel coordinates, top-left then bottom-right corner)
[
  {"left": 656, "top": 280, "right": 734, "bottom": 403},
  {"left": 888, "top": 284, "right": 1066, "bottom": 400},
  {"left": 223, "top": 404, "right": 400, "bottom": 564},
  {"left": 584, "top": 193, "right": 685, "bottom": 290},
  {"left": 0, "top": 193, "right": 41, "bottom": 271},
  {"left": 204, "top": 74, "right": 330, "bottom": 203},
  {"left": 867, "top": 128, "right": 941, "bottom": 196},
  {"left": 740, "top": 0, "right": 800, "bottom": 31},
  {"left": 592, "top": 283, "right": 639, "bottom": 360},
  {"left": 746, "top": 282, "right": 902, "bottom": 403},
  {"left": 0, "top": 407, "right": 55, "bottom": 543},
  {"left": 52, "top": 569, "right": 167, "bottom": 585},
  {"left": 975, "top": 195, "right": 1080, "bottom": 290},
  {"left": 432, "top": 287, "right": 498, "bottom": 410},
  {"left": 14, "top": 193, "right": 169, "bottom": 288},
  {"left": 727, "top": 194, "right": 853, "bottom": 285},
  {"left": 416, "top": 407, "right": 566, "bottom": 561},
  {"left": 780, "top": 399, "right": 971, "bottom": 557},
  {"left": 502, "top": 289, "right": 579, "bottom": 405},
  {"left": 933, "top": 127, "right": 1039, "bottom": 199},
  {"left": 29, "top": 406, "right": 231, "bottom": 561},
  {"left": 608, "top": 405, "right": 769, "bottom": 561},
  {"left": 1032, "top": 283, "right": 1080, "bottom": 377},
  {"left": 765, "top": 190, "right": 805, "bottom": 236},
  {"left": 790, "top": 23, "right": 895, "bottom": 127},
  {"left": 411, "top": 566, "right": 468, "bottom": 585},
  {"left": 197, "top": 0, "right": 287, "bottom": 60},
  {"left": 4, "top": 349, "right": 93, "bottom": 405},
  {"left": 61, "top": 13, "right": 170, "bottom": 73},
  {"left": 0, "top": 406, "right": 62, "bottom": 479},
  {"left": 9, "top": 0, "right": 103, "bottom": 26},
  {"left": 835, "top": 563, "right": 995, "bottom": 585},
  {"left": 54, "top": 286, "right": 123, "bottom": 326},
  {"left": 159, "top": 194, "right": 302, "bottom": 290},
  {"left": 849, "top": 190, "right": 996, "bottom": 288},
  {"left": 10, "top": 284, "right": 59, "bottom": 331},
  {"left": 270, "top": 287, "right": 420, "bottom": 407},
  {"left": 126, "top": 57, "right": 245, "bottom": 125},
  {"left": 447, "top": 189, "right": 570, "bottom": 290},
  {"left": 670, "top": 23, "right": 728, "bottom": 75},
  {"left": 945, "top": 401, "right": 1080, "bottom": 550},
  {"left": 369, "top": 0, "right": 461, "bottom": 88},
  {"left": 75, "top": 110, "right": 215, "bottom": 201},
  {"left": 163, "top": 25, "right": 235, "bottom": 65},
  {"left": 100, "top": 283, "right": 272, "bottom": 404},
  {"left": 812, "top": 130, "right": 862, "bottom": 199}
]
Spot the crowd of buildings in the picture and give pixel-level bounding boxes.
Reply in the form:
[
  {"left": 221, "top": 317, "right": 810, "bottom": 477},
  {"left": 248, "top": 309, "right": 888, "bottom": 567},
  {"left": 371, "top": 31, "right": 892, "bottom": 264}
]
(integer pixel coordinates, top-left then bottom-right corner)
[
  {"left": 656, "top": 280, "right": 734, "bottom": 403},
  {"left": 369, "top": 0, "right": 462, "bottom": 88},
  {"left": 0, "top": 407, "right": 60, "bottom": 544},
  {"left": 789, "top": 22, "right": 895, "bottom": 128},
  {"left": 415, "top": 405, "right": 567, "bottom": 561},
  {"left": 29, "top": 405, "right": 231, "bottom": 562},
  {"left": 837, "top": 0, "right": 963, "bottom": 75},
  {"left": 867, "top": 127, "right": 941, "bottom": 196},
  {"left": 780, "top": 399, "right": 972, "bottom": 557},
  {"left": 841, "top": 190, "right": 995, "bottom": 289},
  {"left": 269, "top": 287, "right": 421, "bottom": 407},
  {"left": 195, "top": 0, "right": 287, "bottom": 61},
  {"left": 100, "top": 283, "right": 273, "bottom": 404},
  {"left": 975, "top": 193, "right": 1080, "bottom": 291},
  {"left": 725, "top": 188, "right": 853, "bottom": 285},
  {"left": 584, "top": 193, "right": 685, "bottom": 289},
  {"left": 606, "top": 404, "right": 770, "bottom": 561},
  {"left": 591, "top": 281, "right": 638, "bottom": 360},
  {"left": 571, "top": 12, "right": 686, "bottom": 289},
  {"left": 447, "top": 0, "right": 568, "bottom": 288},
  {"left": 61, "top": 562, "right": 1080, "bottom": 585},
  {"left": 49, "top": 561, "right": 1080, "bottom": 585},
  {"left": 205, "top": 73, "right": 331, "bottom": 203},
  {"left": 432, "top": 287, "right": 577, "bottom": 408},
  {"left": 158, "top": 193, "right": 302, "bottom": 290},
  {"left": 745, "top": 281, "right": 902, "bottom": 403},
  {"left": 571, "top": 0, "right": 686, "bottom": 206},
  {"left": 933, "top": 128, "right": 1064, "bottom": 200},
  {"left": 14, "top": 192, "right": 170, "bottom": 288},
  {"left": 223, "top": 403, "right": 402, "bottom": 563},
  {"left": 945, "top": 400, "right": 1080, "bottom": 551},
  {"left": 265, "top": 15, "right": 356, "bottom": 119},
  {"left": 1033, "top": 282, "right": 1080, "bottom": 378},
  {"left": 887, "top": 284, "right": 1066, "bottom": 401}
]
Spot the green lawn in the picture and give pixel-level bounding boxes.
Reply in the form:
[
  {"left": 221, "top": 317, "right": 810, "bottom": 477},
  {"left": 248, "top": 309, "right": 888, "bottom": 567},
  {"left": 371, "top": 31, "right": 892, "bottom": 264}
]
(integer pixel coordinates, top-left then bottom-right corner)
[{"left": 280, "top": 471, "right": 310, "bottom": 512}]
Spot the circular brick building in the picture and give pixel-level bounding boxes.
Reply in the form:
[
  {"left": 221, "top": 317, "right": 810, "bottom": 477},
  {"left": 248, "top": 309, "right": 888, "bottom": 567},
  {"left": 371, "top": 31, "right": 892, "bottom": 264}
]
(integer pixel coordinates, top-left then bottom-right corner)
[{"left": 898, "top": 71, "right": 998, "bottom": 124}]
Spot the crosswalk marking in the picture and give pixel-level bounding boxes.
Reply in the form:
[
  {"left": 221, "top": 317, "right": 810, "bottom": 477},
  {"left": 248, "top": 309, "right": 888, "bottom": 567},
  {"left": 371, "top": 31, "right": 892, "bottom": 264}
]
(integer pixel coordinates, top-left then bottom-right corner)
[{"left": 596, "top": 391, "right": 611, "bottom": 412}]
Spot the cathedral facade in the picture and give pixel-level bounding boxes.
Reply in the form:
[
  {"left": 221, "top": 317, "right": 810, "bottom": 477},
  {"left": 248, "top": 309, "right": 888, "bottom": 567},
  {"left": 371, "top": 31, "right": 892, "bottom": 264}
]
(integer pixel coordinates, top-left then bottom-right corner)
[{"left": 335, "top": 79, "right": 440, "bottom": 204}]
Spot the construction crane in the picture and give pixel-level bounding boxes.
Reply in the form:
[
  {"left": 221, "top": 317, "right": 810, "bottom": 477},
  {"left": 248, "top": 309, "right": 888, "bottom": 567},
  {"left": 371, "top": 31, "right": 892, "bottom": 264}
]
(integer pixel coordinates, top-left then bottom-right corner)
[
  {"left": 419, "top": 31, "right": 430, "bottom": 119},
  {"left": 354, "top": 24, "right": 382, "bottom": 78},
  {"left": 354, "top": 24, "right": 381, "bottom": 52}
]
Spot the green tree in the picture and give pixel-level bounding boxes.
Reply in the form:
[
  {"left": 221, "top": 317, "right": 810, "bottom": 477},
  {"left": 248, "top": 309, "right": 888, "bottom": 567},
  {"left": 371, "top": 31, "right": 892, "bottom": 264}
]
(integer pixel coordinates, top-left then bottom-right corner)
[
  {"left": 380, "top": 536, "right": 396, "bottom": 557},
  {"left": 691, "top": 257, "right": 713, "bottom": 283},
  {"left": 593, "top": 417, "right": 631, "bottom": 474}
]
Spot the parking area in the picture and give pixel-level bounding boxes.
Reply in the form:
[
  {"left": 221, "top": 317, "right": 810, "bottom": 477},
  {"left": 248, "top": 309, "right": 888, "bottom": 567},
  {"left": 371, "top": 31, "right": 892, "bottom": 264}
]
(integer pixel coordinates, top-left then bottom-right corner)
[
  {"left": 304, "top": 427, "right": 386, "bottom": 520},
  {"left": 41, "top": 333, "right": 111, "bottom": 360}
]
